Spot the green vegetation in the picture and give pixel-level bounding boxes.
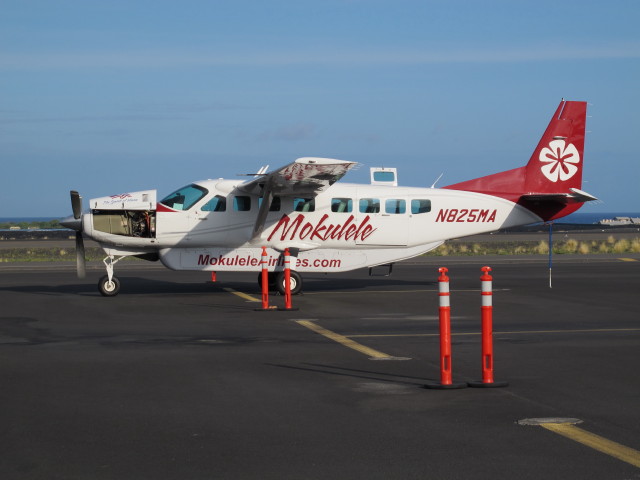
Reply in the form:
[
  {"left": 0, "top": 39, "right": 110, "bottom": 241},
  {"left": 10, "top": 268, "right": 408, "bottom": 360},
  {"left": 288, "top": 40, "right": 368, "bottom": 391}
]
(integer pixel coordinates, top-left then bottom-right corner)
[
  {"left": 425, "top": 237, "right": 640, "bottom": 256},
  {"left": 0, "top": 247, "right": 104, "bottom": 262},
  {"left": 0, "top": 220, "right": 63, "bottom": 230},
  {"left": 0, "top": 247, "right": 145, "bottom": 262}
]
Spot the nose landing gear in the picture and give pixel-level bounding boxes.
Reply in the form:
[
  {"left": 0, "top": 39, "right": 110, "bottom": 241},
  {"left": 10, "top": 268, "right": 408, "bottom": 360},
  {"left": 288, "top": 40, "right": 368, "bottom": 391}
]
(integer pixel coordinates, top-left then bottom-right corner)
[
  {"left": 98, "top": 275, "right": 121, "bottom": 296},
  {"left": 98, "top": 255, "right": 125, "bottom": 297}
]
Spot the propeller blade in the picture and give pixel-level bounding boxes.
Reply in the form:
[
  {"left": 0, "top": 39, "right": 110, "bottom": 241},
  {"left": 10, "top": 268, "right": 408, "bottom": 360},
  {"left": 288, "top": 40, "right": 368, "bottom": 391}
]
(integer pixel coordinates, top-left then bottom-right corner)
[
  {"left": 71, "top": 190, "right": 82, "bottom": 220},
  {"left": 75, "top": 232, "right": 86, "bottom": 279}
]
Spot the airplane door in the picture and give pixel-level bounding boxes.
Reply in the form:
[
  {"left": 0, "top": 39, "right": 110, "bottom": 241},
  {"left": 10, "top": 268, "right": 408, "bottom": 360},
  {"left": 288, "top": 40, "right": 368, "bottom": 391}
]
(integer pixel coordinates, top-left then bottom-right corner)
[
  {"left": 186, "top": 195, "right": 230, "bottom": 245},
  {"left": 156, "top": 210, "right": 190, "bottom": 244},
  {"left": 356, "top": 193, "right": 409, "bottom": 246}
]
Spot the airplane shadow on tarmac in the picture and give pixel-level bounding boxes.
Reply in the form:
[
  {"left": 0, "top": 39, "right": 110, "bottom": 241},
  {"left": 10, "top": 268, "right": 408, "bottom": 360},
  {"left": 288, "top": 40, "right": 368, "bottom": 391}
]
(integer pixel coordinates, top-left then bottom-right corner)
[
  {"left": 265, "top": 362, "right": 435, "bottom": 386},
  {"left": 0, "top": 275, "right": 437, "bottom": 297},
  {"left": 0, "top": 277, "right": 219, "bottom": 297}
]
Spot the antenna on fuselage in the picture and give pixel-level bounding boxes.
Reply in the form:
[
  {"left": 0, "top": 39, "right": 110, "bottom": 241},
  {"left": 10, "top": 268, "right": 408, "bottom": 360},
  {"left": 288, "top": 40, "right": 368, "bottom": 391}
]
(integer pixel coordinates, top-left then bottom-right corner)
[
  {"left": 238, "top": 165, "right": 270, "bottom": 176},
  {"left": 430, "top": 173, "right": 444, "bottom": 188}
]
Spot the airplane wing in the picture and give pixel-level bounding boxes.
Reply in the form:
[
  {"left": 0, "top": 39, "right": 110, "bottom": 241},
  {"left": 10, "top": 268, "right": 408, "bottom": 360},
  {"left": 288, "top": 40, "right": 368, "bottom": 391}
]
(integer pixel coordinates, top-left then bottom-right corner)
[
  {"left": 238, "top": 157, "right": 358, "bottom": 242},
  {"left": 238, "top": 157, "right": 357, "bottom": 196}
]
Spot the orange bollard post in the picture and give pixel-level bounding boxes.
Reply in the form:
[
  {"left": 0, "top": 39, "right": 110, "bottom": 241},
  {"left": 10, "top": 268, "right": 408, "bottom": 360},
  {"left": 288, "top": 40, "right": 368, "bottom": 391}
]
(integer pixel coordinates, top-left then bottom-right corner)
[
  {"left": 469, "top": 266, "right": 508, "bottom": 388},
  {"left": 210, "top": 272, "right": 216, "bottom": 282},
  {"left": 261, "top": 247, "right": 270, "bottom": 309},
  {"left": 255, "top": 247, "right": 276, "bottom": 311},
  {"left": 278, "top": 248, "right": 298, "bottom": 311},
  {"left": 425, "top": 267, "right": 466, "bottom": 389}
]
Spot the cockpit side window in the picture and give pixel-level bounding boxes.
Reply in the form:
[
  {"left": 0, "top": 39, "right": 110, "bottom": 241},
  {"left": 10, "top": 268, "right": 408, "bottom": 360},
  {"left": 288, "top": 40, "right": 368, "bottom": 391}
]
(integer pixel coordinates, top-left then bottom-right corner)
[
  {"left": 160, "top": 184, "right": 208, "bottom": 211},
  {"left": 201, "top": 195, "right": 227, "bottom": 212}
]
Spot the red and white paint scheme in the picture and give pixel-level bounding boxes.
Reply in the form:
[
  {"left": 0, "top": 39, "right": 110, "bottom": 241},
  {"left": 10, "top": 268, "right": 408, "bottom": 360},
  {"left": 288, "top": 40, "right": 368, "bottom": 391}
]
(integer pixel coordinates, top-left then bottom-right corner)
[{"left": 62, "top": 100, "right": 597, "bottom": 296}]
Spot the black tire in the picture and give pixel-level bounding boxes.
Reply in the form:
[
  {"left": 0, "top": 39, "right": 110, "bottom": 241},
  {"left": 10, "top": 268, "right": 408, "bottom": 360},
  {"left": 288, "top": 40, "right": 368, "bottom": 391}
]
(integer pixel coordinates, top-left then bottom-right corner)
[
  {"left": 98, "top": 275, "right": 121, "bottom": 297},
  {"left": 275, "top": 271, "right": 302, "bottom": 295}
]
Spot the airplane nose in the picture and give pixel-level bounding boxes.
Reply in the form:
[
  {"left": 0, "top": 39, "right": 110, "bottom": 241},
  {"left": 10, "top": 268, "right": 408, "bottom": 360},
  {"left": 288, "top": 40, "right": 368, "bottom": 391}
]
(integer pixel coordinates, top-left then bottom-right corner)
[{"left": 60, "top": 215, "right": 82, "bottom": 231}]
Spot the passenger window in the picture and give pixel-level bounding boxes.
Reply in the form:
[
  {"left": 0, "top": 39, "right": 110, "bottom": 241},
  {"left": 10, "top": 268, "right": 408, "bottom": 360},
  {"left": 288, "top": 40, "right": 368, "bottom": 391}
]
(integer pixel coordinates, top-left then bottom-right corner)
[
  {"left": 411, "top": 199, "right": 432, "bottom": 214},
  {"left": 331, "top": 198, "right": 353, "bottom": 213},
  {"left": 385, "top": 199, "right": 406, "bottom": 214},
  {"left": 258, "top": 196, "right": 281, "bottom": 211},
  {"left": 359, "top": 198, "right": 380, "bottom": 214},
  {"left": 160, "top": 184, "right": 208, "bottom": 211},
  {"left": 294, "top": 198, "right": 315, "bottom": 212},
  {"left": 201, "top": 195, "right": 226, "bottom": 212},
  {"left": 234, "top": 196, "right": 251, "bottom": 211}
]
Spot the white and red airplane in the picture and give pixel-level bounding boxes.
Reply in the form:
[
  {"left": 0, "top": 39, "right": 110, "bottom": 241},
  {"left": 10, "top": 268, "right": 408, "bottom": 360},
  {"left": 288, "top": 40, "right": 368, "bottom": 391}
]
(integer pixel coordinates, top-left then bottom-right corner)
[{"left": 61, "top": 100, "right": 596, "bottom": 296}]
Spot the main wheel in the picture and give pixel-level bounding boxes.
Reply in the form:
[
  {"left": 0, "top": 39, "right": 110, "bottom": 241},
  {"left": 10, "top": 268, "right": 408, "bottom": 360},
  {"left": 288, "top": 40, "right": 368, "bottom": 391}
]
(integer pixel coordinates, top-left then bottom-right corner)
[
  {"left": 98, "top": 275, "right": 121, "bottom": 297},
  {"left": 275, "top": 271, "right": 302, "bottom": 295}
]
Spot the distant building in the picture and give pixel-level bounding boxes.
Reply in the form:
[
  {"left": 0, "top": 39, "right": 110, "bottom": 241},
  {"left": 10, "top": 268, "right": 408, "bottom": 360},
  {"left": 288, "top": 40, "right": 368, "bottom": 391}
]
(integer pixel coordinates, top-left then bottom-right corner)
[{"left": 598, "top": 216, "right": 640, "bottom": 226}]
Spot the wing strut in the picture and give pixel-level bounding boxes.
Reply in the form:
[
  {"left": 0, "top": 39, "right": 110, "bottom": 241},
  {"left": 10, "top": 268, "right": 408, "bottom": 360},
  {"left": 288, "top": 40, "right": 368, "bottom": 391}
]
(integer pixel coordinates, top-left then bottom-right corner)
[{"left": 252, "top": 179, "right": 274, "bottom": 241}]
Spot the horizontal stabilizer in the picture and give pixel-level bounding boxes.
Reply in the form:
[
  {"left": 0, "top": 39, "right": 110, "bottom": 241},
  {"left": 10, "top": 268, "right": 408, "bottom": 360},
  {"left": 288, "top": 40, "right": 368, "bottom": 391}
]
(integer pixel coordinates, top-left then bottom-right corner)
[{"left": 520, "top": 188, "right": 598, "bottom": 204}]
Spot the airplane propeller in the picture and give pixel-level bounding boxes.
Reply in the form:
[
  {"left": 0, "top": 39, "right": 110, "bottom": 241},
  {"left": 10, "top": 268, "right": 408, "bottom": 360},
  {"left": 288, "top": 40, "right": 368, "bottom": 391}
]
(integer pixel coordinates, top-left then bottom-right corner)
[{"left": 61, "top": 190, "right": 86, "bottom": 279}]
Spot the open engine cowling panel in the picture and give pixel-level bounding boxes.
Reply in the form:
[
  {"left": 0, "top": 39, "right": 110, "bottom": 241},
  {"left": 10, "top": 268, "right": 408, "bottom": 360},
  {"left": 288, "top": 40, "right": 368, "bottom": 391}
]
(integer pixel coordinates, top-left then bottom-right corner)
[{"left": 90, "top": 190, "right": 157, "bottom": 238}]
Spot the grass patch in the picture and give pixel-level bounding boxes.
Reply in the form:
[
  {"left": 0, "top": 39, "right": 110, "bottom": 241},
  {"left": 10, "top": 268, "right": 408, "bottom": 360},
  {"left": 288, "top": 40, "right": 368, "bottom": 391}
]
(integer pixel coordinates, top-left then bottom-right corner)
[
  {"left": 426, "top": 236, "right": 640, "bottom": 256},
  {"left": 0, "top": 247, "right": 137, "bottom": 262}
]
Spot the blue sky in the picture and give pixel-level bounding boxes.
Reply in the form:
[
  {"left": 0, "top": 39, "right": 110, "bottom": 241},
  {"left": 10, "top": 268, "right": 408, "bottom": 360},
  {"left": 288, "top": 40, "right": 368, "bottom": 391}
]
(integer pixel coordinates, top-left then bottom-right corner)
[{"left": 2, "top": 0, "right": 639, "bottom": 217}]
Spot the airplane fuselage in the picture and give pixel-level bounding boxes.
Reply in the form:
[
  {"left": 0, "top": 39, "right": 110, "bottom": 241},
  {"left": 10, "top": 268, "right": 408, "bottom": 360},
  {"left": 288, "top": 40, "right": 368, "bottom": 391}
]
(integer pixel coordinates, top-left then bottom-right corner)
[{"left": 82, "top": 179, "right": 541, "bottom": 274}]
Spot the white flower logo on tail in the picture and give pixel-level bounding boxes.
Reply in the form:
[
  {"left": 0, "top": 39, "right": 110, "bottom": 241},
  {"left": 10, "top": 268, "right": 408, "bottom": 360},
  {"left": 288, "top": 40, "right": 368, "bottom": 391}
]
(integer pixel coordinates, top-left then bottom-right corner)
[{"left": 539, "top": 140, "right": 580, "bottom": 182}]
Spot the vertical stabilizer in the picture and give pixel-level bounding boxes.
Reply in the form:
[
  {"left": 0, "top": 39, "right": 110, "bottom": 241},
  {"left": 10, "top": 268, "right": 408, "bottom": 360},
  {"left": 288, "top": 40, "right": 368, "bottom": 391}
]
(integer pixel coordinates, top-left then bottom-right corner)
[
  {"left": 523, "top": 100, "right": 587, "bottom": 194},
  {"left": 444, "top": 100, "right": 592, "bottom": 221}
]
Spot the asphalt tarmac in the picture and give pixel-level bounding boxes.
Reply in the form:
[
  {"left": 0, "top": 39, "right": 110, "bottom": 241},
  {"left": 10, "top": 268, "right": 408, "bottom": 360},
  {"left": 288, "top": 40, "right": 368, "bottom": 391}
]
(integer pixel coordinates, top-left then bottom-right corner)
[{"left": 1, "top": 256, "right": 639, "bottom": 479}]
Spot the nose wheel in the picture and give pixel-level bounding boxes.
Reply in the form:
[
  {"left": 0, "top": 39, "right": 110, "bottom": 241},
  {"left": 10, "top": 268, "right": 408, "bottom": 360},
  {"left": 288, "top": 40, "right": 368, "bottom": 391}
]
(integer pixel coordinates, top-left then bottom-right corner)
[
  {"left": 98, "top": 254, "right": 125, "bottom": 297},
  {"left": 98, "top": 275, "right": 121, "bottom": 297}
]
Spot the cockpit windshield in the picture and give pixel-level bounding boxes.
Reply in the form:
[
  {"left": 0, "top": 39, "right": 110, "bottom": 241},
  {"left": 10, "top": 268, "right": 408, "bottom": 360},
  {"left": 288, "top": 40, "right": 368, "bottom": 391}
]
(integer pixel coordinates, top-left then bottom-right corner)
[{"left": 160, "top": 184, "right": 208, "bottom": 211}]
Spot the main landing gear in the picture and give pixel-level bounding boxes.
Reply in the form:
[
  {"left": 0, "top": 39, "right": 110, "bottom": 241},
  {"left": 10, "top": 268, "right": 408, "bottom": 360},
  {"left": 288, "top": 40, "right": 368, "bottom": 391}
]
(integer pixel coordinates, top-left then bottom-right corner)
[
  {"left": 258, "top": 271, "right": 303, "bottom": 295},
  {"left": 98, "top": 255, "right": 125, "bottom": 297}
]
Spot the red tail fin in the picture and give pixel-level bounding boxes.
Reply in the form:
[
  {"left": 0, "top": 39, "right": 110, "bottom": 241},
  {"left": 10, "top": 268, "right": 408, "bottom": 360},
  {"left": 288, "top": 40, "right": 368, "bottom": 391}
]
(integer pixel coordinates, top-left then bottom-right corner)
[
  {"left": 444, "top": 100, "right": 593, "bottom": 221},
  {"left": 524, "top": 100, "right": 586, "bottom": 193}
]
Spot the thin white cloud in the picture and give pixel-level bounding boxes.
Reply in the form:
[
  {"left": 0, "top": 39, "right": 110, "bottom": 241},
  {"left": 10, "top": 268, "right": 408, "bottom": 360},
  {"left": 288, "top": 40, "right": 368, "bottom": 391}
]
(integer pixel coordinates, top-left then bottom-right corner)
[{"left": 1, "top": 43, "right": 639, "bottom": 70}]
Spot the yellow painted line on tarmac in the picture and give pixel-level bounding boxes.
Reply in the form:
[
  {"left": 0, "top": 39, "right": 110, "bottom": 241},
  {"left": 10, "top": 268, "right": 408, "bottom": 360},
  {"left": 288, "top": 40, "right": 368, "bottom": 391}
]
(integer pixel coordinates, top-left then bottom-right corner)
[
  {"left": 348, "top": 327, "right": 640, "bottom": 339},
  {"left": 619, "top": 257, "right": 638, "bottom": 262},
  {"left": 296, "top": 320, "right": 395, "bottom": 360},
  {"left": 223, "top": 287, "right": 260, "bottom": 302},
  {"left": 541, "top": 422, "right": 640, "bottom": 468}
]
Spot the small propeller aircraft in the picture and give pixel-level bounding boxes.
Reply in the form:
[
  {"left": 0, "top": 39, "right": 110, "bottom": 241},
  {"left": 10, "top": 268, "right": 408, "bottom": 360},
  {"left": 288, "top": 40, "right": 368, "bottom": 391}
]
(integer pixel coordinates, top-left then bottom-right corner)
[{"left": 61, "top": 100, "right": 596, "bottom": 296}]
